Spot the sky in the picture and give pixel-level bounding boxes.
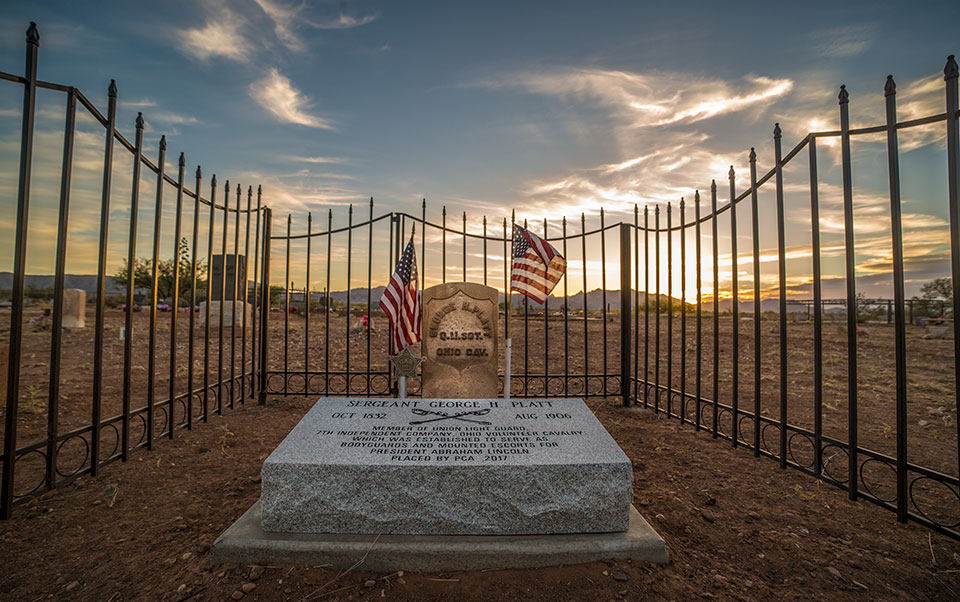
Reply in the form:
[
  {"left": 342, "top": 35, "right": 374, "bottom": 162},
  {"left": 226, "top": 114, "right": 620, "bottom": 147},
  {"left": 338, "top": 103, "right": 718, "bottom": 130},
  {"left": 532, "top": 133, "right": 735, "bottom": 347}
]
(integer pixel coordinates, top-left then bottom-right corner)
[{"left": 0, "top": 0, "right": 958, "bottom": 300}]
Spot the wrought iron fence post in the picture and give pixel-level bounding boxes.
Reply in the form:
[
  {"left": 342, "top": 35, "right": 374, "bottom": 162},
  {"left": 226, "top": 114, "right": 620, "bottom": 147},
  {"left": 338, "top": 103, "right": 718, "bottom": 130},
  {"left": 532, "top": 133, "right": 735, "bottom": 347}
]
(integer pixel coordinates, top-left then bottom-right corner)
[
  {"left": 839, "top": 84, "right": 859, "bottom": 500},
  {"left": 2, "top": 22, "right": 39, "bottom": 519},
  {"left": 147, "top": 135, "right": 167, "bottom": 449},
  {"left": 619, "top": 223, "right": 631, "bottom": 407},
  {"left": 121, "top": 113, "right": 145, "bottom": 461},
  {"left": 258, "top": 207, "right": 273, "bottom": 404},
  {"left": 944, "top": 55, "right": 960, "bottom": 485}
]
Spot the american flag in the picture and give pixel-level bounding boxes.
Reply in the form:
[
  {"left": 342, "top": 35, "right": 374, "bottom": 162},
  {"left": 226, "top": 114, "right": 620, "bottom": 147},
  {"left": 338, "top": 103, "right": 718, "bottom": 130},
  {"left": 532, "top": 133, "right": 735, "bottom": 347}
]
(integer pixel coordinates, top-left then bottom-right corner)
[
  {"left": 379, "top": 234, "right": 421, "bottom": 353},
  {"left": 511, "top": 224, "right": 566, "bottom": 304}
]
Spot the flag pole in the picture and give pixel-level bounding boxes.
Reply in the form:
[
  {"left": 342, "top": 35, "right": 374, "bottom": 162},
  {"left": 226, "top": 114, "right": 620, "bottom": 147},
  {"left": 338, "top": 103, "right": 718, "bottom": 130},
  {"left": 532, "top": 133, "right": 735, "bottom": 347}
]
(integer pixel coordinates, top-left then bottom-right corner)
[
  {"left": 505, "top": 212, "right": 514, "bottom": 400},
  {"left": 398, "top": 222, "right": 417, "bottom": 400}
]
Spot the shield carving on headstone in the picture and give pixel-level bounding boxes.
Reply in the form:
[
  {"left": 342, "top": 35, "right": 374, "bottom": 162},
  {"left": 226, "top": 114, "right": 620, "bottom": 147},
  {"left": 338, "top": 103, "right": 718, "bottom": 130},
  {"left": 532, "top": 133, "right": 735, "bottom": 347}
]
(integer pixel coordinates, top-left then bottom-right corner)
[{"left": 421, "top": 282, "right": 499, "bottom": 398}]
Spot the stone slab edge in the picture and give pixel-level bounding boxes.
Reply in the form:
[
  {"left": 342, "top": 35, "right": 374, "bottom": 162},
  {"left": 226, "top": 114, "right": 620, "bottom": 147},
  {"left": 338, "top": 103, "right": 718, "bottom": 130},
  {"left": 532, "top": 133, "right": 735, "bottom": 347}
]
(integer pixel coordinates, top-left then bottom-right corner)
[{"left": 211, "top": 501, "right": 668, "bottom": 571}]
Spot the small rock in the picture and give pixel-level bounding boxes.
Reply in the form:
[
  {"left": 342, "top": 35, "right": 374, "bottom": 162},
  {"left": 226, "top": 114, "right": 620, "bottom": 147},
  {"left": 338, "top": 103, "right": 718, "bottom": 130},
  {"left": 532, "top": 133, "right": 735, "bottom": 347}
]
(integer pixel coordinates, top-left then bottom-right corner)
[
  {"left": 364, "top": 579, "right": 377, "bottom": 588},
  {"left": 701, "top": 509, "right": 716, "bottom": 523},
  {"left": 231, "top": 591, "right": 244, "bottom": 600},
  {"left": 177, "top": 585, "right": 187, "bottom": 593},
  {"left": 249, "top": 565, "right": 265, "bottom": 580},
  {"left": 397, "top": 578, "right": 406, "bottom": 585},
  {"left": 827, "top": 566, "right": 843, "bottom": 580},
  {"left": 612, "top": 571, "right": 628, "bottom": 582},
  {"left": 602, "top": 570, "right": 609, "bottom": 576},
  {"left": 918, "top": 420, "right": 929, "bottom": 427},
  {"left": 181, "top": 552, "right": 192, "bottom": 561},
  {"left": 241, "top": 582, "right": 256, "bottom": 593},
  {"left": 65, "top": 581, "right": 80, "bottom": 592}
]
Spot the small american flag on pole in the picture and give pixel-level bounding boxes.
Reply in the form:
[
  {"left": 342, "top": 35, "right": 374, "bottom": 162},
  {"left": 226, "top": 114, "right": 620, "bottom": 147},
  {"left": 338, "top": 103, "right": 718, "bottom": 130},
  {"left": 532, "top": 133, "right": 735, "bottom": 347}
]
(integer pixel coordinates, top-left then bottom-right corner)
[
  {"left": 379, "top": 232, "right": 421, "bottom": 353},
  {"left": 511, "top": 223, "right": 566, "bottom": 304}
]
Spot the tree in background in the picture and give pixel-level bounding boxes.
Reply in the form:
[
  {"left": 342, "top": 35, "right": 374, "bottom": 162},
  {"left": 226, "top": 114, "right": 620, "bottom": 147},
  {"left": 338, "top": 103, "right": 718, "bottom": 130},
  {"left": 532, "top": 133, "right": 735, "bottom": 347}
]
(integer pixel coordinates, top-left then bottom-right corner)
[{"left": 113, "top": 238, "right": 208, "bottom": 304}]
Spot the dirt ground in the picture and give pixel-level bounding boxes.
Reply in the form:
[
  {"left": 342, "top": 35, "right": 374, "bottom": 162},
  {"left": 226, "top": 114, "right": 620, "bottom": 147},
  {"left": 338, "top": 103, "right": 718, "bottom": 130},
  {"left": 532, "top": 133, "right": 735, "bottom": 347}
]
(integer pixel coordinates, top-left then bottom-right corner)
[
  {"left": 2, "top": 395, "right": 960, "bottom": 601},
  {"left": 1, "top": 306, "right": 959, "bottom": 600}
]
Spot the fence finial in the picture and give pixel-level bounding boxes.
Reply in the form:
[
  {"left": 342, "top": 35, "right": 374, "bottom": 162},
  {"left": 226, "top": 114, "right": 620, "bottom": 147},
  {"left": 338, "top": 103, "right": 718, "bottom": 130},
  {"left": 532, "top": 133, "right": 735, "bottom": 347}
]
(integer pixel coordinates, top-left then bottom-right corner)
[
  {"left": 237, "top": 183, "right": 241, "bottom": 195},
  {"left": 211, "top": 174, "right": 216, "bottom": 186},
  {"left": 655, "top": 204, "right": 660, "bottom": 216},
  {"left": 108, "top": 79, "right": 117, "bottom": 97},
  {"left": 773, "top": 123, "right": 782, "bottom": 139},
  {"left": 695, "top": 189, "right": 701, "bottom": 203},
  {"left": 177, "top": 152, "right": 184, "bottom": 167},
  {"left": 945, "top": 55, "right": 958, "bottom": 80},
  {"left": 369, "top": 196, "right": 374, "bottom": 207},
  {"left": 422, "top": 197, "right": 426, "bottom": 210},
  {"left": 711, "top": 179, "right": 717, "bottom": 192},
  {"left": 135, "top": 112, "right": 144, "bottom": 129},
  {"left": 159, "top": 135, "right": 166, "bottom": 151},
  {"left": 884, "top": 75, "right": 896, "bottom": 96},
  {"left": 195, "top": 165, "right": 201, "bottom": 179},
  {"left": 26, "top": 22, "right": 39, "bottom": 46},
  {"left": 258, "top": 184, "right": 262, "bottom": 195},
  {"left": 680, "top": 197, "right": 685, "bottom": 210},
  {"left": 728, "top": 165, "right": 735, "bottom": 178},
  {"left": 838, "top": 84, "right": 849, "bottom": 104},
  {"left": 749, "top": 147, "right": 757, "bottom": 162}
]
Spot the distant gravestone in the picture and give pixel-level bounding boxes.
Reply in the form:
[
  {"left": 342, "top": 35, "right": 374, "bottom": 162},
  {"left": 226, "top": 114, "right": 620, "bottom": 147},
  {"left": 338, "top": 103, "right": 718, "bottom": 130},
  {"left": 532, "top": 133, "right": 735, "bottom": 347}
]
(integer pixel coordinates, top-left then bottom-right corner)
[
  {"left": 62, "top": 288, "right": 85, "bottom": 328},
  {"left": 421, "top": 283, "right": 498, "bottom": 398},
  {"left": 211, "top": 255, "right": 247, "bottom": 301}
]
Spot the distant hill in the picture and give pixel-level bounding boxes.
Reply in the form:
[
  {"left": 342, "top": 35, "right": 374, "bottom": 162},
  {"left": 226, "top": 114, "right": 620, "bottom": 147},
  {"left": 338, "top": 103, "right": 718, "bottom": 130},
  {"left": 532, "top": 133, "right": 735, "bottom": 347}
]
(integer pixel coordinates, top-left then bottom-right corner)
[{"left": 0, "top": 273, "right": 124, "bottom": 295}]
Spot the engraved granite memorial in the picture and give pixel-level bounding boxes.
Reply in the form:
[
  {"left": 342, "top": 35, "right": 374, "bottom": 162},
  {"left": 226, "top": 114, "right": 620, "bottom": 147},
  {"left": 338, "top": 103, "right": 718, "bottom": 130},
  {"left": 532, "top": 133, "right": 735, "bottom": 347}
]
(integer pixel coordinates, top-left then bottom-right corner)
[
  {"left": 421, "top": 282, "right": 498, "bottom": 398},
  {"left": 260, "top": 397, "right": 632, "bottom": 535}
]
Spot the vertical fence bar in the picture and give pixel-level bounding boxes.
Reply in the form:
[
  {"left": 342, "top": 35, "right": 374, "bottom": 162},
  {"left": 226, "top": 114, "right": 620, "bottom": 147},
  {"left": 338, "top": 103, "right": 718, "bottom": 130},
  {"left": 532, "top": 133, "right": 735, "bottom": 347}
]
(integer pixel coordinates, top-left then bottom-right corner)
[
  {"left": 325, "top": 209, "right": 332, "bottom": 392},
  {"left": 251, "top": 187, "right": 262, "bottom": 399},
  {"left": 523, "top": 219, "right": 529, "bottom": 397},
  {"left": 2, "top": 23, "right": 39, "bottom": 515},
  {"left": 839, "top": 85, "right": 859, "bottom": 500},
  {"left": 188, "top": 164, "right": 201, "bottom": 427},
  {"left": 120, "top": 114, "right": 145, "bottom": 460},
  {"left": 203, "top": 176, "right": 216, "bottom": 418},
  {"left": 729, "top": 166, "right": 739, "bottom": 446},
  {"left": 582, "top": 213, "right": 588, "bottom": 396},
  {"left": 884, "top": 77, "right": 908, "bottom": 521},
  {"left": 283, "top": 214, "right": 291, "bottom": 395},
  {"left": 544, "top": 218, "right": 549, "bottom": 395},
  {"left": 442, "top": 206, "right": 447, "bottom": 284},
  {"left": 346, "top": 205, "right": 353, "bottom": 392},
  {"left": 463, "top": 211, "right": 467, "bottom": 282},
  {"left": 167, "top": 142, "right": 184, "bottom": 433},
  {"left": 258, "top": 208, "right": 272, "bottom": 404},
  {"left": 230, "top": 185, "right": 240, "bottom": 407},
  {"left": 421, "top": 200, "right": 426, "bottom": 290},
  {"left": 305, "top": 212, "right": 312, "bottom": 389},
  {"left": 695, "top": 191, "right": 703, "bottom": 430},
  {"left": 242, "top": 187, "right": 252, "bottom": 400},
  {"left": 601, "top": 209, "right": 608, "bottom": 392},
  {"left": 483, "top": 216, "right": 488, "bottom": 286},
  {"left": 634, "top": 205, "right": 639, "bottom": 404},
  {"left": 711, "top": 180, "right": 719, "bottom": 438},
  {"left": 667, "top": 203, "right": 673, "bottom": 416},
  {"left": 750, "top": 148, "right": 761, "bottom": 455},
  {"left": 680, "top": 199, "right": 686, "bottom": 422},
  {"left": 563, "top": 217, "right": 569, "bottom": 396},
  {"left": 367, "top": 199, "right": 373, "bottom": 394},
  {"left": 619, "top": 223, "right": 631, "bottom": 407},
  {"left": 45, "top": 85, "right": 76, "bottom": 489},
  {"left": 147, "top": 137, "right": 167, "bottom": 448},
  {"left": 809, "top": 137, "right": 823, "bottom": 476},
  {"left": 774, "top": 125, "right": 788, "bottom": 467},
  {"left": 944, "top": 56, "right": 960, "bottom": 498},
  {"left": 644, "top": 207, "right": 649, "bottom": 407},
  {"left": 218, "top": 182, "right": 229, "bottom": 412},
  {"left": 655, "top": 206, "right": 660, "bottom": 411}
]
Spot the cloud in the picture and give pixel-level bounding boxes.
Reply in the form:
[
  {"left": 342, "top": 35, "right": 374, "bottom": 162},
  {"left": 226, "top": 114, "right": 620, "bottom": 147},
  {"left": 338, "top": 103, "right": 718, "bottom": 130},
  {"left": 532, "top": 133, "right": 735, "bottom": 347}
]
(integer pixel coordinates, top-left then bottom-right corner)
[
  {"left": 475, "top": 68, "right": 793, "bottom": 129},
  {"left": 249, "top": 68, "right": 335, "bottom": 129},
  {"left": 254, "top": 0, "right": 378, "bottom": 51},
  {"left": 812, "top": 24, "right": 876, "bottom": 58},
  {"left": 178, "top": 14, "right": 250, "bottom": 62},
  {"left": 284, "top": 155, "right": 351, "bottom": 165}
]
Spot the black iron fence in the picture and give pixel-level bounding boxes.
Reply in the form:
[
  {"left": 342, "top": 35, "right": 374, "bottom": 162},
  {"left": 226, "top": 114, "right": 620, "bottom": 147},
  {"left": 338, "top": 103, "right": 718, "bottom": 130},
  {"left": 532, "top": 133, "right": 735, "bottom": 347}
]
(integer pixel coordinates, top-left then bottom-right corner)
[
  {"left": 2, "top": 22, "right": 959, "bottom": 544},
  {"left": 0, "top": 24, "right": 270, "bottom": 519}
]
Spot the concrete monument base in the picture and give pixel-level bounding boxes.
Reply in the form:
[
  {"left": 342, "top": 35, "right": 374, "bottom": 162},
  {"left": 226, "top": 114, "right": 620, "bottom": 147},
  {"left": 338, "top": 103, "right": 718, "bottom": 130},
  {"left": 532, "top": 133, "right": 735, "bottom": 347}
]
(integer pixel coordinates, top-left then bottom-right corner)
[{"left": 210, "top": 501, "right": 668, "bottom": 570}]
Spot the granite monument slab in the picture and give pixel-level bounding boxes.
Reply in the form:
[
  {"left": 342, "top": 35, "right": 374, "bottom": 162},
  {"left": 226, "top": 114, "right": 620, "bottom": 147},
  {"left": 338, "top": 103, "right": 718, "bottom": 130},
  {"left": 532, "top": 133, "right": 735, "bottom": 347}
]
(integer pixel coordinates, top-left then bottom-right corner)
[
  {"left": 62, "top": 288, "right": 85, "bottom": 329},
  {"left": 260, "top": 397, "right": 632, "bottom": 536},
  {"left": 421, "top": 283, "right": 498, "bottom": 398}
]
